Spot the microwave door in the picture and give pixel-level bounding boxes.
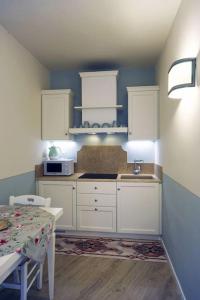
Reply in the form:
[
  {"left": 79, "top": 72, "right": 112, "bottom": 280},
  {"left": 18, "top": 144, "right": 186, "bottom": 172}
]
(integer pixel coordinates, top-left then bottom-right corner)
[{"left": 47, "top": 163, "right": 62, "bottom": 174}]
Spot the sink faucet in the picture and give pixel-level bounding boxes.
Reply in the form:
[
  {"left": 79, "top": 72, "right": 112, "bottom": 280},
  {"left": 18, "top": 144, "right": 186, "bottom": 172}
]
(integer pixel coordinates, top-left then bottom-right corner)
[{"left": 133, "top": 160, "right": 144, "bottom": 175}]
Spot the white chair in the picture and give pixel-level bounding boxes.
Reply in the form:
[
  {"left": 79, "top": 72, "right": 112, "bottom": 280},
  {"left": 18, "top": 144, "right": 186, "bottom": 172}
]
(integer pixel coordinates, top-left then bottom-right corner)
[
  {"left": 2, "top": 195, "right": 51, "bottom": 300},
  {"left": 9, "top": 195, "right": 51, "bottom": 207}
]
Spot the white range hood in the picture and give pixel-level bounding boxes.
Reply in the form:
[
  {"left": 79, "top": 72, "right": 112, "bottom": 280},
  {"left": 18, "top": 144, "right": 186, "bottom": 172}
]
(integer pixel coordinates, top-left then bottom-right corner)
[
  {"left": 69, "top": 70, "right": 128, "bottom": 134},
  {"left": 79, "top": 70, "right": 118, "bottom": 124}
]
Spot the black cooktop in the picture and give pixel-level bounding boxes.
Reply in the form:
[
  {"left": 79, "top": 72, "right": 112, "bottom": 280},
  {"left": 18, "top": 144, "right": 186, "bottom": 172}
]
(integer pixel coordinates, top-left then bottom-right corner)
[{"left": 78, "top": 173, "right": 118, "bottom": 179}]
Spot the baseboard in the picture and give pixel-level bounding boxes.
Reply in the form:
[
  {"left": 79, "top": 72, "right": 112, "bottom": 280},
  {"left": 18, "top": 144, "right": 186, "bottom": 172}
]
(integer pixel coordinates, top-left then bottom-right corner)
[
  {"left": 55, "top": 230, "right": 160, "bottom": 240},
  {"left": 161, "top": 239, "right": 186, "bottom": 300}
]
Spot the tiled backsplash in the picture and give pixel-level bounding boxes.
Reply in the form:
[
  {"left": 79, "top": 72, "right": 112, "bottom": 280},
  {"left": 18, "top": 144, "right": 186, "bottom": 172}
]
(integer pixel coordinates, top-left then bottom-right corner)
[{"left": 74, "top": 145, "right": 154, "bottom": 174}]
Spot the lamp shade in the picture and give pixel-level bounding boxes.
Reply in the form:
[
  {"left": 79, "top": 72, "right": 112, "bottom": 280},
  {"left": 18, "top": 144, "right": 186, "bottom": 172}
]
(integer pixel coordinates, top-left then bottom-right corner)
[{"left": 168, "top": 58, "right": 196, "bottom": 99}]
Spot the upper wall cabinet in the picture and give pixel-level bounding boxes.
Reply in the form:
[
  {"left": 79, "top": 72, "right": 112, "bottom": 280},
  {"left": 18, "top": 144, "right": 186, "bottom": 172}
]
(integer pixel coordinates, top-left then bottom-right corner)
[
  {"left": 42, "top": 89, "right": 73, "bottom": 140},
  {"left": 127, "top": 86, "right": 159, "bottom": 140}
]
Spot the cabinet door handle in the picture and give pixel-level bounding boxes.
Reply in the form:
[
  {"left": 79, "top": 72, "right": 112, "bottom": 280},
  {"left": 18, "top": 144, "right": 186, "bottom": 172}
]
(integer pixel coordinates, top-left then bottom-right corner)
[
  {"left": 72, "top": 187, "right": 76, "bottom": 190},
  {"left": 117, "top": 188, "right": 120, "bottom": 191},
  {"left": 94, "top": 199, "right": 98, "bottom": 202},
  {"left": 94, "top": 208, "right": 98, "bottom": 211},
  {"left": 65, "top": 133, "right": 68, "bottom": 135},
  {"left": 94, "top": 186, "right": 98, "bottom": 190}
]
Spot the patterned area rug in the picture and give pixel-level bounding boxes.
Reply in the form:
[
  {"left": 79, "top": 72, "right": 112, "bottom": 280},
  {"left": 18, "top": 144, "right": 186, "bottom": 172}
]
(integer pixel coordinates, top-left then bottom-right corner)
[{"left": 55, "top": 235, "right": 166, "bottom": 262}]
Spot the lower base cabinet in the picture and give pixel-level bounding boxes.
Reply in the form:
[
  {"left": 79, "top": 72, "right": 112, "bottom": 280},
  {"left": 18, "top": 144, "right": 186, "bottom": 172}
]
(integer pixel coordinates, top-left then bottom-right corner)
[
  {"left": 117, "top": 182, "right": 161, "bottom": 235},
  {"left": 38, "top": 180, "right": 161, "bottom": 235},
  {"left": 77, "top": 206, "right": 116, "bottom": 232},
  {"left": 38, "top": 181, "right": 76, "bottom": 230},
  {"left": 76, "top": 181, "right": 117, "bottom": 232}
]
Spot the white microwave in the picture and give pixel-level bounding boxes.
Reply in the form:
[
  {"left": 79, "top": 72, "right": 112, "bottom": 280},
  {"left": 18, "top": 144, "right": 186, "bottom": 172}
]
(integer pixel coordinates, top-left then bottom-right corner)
[{"left": 43, "top": 159, "right": 74, "bottom": 176}]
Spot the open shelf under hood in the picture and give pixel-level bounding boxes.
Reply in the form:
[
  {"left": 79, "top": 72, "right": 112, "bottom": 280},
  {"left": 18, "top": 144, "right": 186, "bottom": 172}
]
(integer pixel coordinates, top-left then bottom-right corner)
[
  {"left": 74, "top": 105, "right": 123, "bottom": 110},
  {"left": 69, "top": 126, "right": 128, "bottom": 135}
]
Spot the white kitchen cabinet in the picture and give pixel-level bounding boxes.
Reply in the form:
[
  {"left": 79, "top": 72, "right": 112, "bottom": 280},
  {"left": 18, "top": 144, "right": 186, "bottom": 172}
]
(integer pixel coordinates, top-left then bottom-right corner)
[
  {"left": 127, "top": 86, "right": 159, "bottom": 140},
  {"left": 38, "top": 181, "right": 76, "bottom": 230},
  {"left": 77, "top": 181, "right": 117, "bottom": 232},
  {"left": 42, "top": 89, "right": 73, "bottom": 140},
  {"left": 117, "top": 182, "right": 161, "bottom": 235},
  {"left": 77, "top": 206, "right": 116, "bottom": 232}
]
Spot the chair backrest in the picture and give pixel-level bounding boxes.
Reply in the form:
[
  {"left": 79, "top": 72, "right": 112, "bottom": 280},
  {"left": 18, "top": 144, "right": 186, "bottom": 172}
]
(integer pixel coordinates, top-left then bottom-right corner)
[{"left": 9, "top": 195, "right": 51, "bottom": 207}]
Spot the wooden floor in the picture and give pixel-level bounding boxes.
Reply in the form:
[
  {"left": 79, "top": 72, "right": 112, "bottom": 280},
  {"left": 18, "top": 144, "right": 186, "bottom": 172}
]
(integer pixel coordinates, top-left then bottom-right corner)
[{"left": 0, "top": 255, "right": 182, "bottom": 300}]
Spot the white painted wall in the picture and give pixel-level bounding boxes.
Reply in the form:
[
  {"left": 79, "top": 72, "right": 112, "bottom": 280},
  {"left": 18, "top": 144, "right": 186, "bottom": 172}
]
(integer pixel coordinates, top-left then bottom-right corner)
[
  {"left": 157, "top": 0, "right": 200, "bottom": 197},
  {"left": 0, "top": 25, "right": 49, "bottom": 179}
]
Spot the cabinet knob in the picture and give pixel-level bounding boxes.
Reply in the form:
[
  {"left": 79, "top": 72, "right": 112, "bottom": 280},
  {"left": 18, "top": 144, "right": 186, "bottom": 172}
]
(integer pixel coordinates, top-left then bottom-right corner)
[
  {"left": 73, "top": 187, "right": 76, "bottom": 190},
  {"left": 65, "top": 133, "right": 68, "bottom": 135},
  {"left": 94, "top": 186, "right": 98, "bottom": 190},
  {"left": 94, "top": 208, "right": 98, "bottom": 211},
  {"left": 117, "top": 188, "right": 120, "bottom": 191},
  {"left": 94, "top": 199, "right": 98, "bottom": 202}
]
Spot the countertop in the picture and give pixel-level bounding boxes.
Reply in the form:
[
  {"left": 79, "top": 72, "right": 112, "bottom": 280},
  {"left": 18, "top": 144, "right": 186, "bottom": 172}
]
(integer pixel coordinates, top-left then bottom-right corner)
[{"left": 37, "top": 173, "right": 161, "bottom": 183}]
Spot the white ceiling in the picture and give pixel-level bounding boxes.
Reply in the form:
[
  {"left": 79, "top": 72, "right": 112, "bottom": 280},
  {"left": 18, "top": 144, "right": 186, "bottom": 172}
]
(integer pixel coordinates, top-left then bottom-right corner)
[{"left": 0, "top": 0, "right": 181, "bottom": 70}]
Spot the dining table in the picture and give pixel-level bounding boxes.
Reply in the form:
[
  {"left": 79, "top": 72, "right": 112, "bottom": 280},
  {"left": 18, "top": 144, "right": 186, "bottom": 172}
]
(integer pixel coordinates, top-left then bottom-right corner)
[{"left": 0, "top": 205, "right": 63, "bottom": 300}]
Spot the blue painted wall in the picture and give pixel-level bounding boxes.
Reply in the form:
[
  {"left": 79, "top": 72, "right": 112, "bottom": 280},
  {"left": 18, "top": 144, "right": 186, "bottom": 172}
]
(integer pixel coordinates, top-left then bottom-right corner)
[
  {"left": 162, "top": 174, "right": 200, "bottom": 300},
  {"left": 50, "top": 66, "right": 156, "bottom": 127},
  {"left": 0, "top": 171, "right": 36, "bottom": 204}
]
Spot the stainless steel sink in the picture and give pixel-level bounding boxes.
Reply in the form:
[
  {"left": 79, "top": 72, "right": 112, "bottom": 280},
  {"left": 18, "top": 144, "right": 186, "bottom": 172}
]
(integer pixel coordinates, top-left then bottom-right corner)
[{"left": 120, "top": 174, "right": 155, "bottom": 180}]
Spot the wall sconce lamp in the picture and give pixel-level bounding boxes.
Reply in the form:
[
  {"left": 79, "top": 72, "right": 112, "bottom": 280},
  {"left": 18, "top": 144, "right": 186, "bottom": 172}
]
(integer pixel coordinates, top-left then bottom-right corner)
[{"left": 168, "top": 58, "right": 196, "bottom": 99}]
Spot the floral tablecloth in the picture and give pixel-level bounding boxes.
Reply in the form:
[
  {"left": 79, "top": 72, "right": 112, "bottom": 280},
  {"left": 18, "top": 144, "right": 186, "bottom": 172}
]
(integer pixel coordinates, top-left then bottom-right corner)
[{"left": 0, "top": 206, "right": 55, "bottom": 263}]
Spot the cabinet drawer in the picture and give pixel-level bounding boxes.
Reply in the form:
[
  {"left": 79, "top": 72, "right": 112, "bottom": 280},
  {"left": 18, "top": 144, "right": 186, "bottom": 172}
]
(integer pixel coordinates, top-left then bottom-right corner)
[
  {"left": 77, "top": 206, "right": 116, "bottom": 232},
  {"left": 77, "top": 193, "right": 116, "bottom": 207},
  {"left": 77, "top": 181, "right": 116, "bottom": 194}
]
